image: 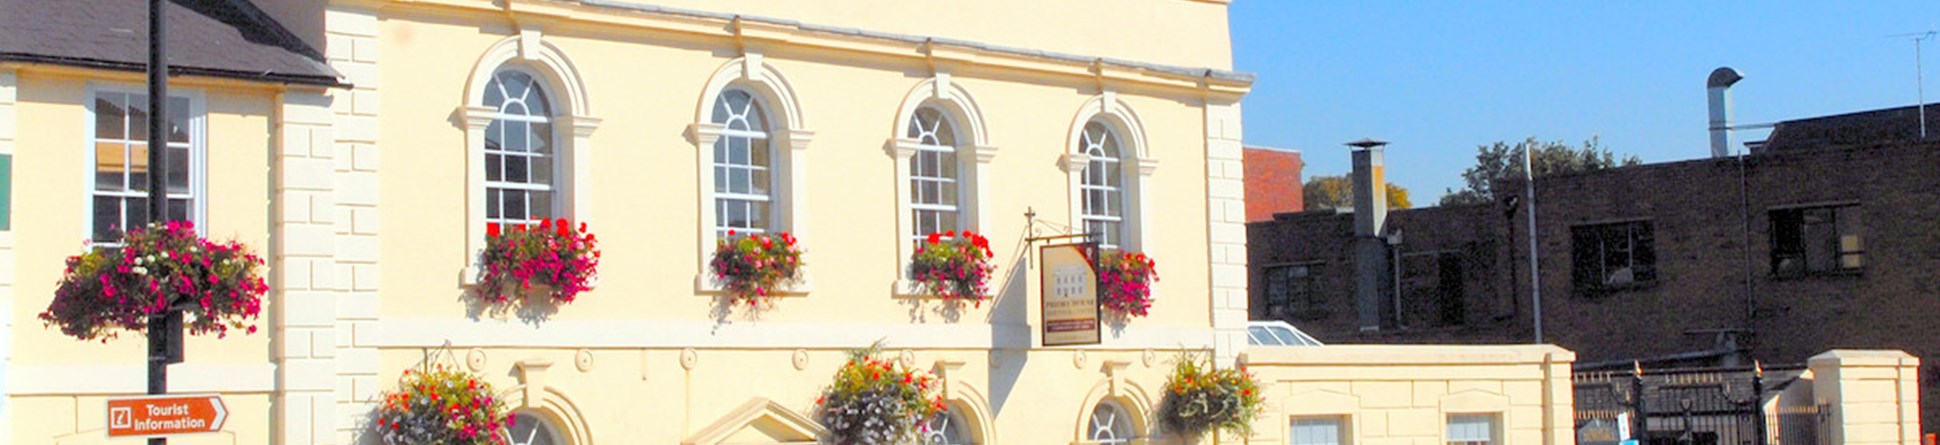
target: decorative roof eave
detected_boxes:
[0,54,348,89]
[382,0,1253,98]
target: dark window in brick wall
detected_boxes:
[1264,263,1325,320]
[1770,205,1864,277]
[1570,221,1656,295]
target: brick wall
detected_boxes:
[1247,205,1523,344]
[1249,141,1940,430]
[1243,147,1303,221]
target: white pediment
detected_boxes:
[683,397,825,445]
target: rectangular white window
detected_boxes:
[1446,414,1497,445]
[90,91,195,243]
[1290,416,1345,445]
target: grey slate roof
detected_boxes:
[0,0,342,87]
[1761,103,1940,153]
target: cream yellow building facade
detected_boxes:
[6,0,1258,443]
[329,1,1253,443]
[2,1,1621,445]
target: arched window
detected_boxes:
[923,408,975,444]
[908,107,961,239]
[482,69,558,227]
[1078,121,1125,249]
[461,34,598,284]
[711,89,772,236]
[1086,400,1137,444]
[507,411,566,445]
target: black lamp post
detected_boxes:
[1501,195,1520,319]
[145,2,182,445]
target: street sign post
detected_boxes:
[106,394,227,438]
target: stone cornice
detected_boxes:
[364,0,1252,100]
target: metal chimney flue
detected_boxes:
[1708,67,1744,157]
[1347,138,1391,331]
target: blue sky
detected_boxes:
[1231,2,1940,202]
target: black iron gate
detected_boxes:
[1573,364,1828,445]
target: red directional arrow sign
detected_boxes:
[106,394,227,437]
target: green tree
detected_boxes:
[1304,175,1412,211]
[1438,136,1641,206]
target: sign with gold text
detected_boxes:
[1040,243,1101,346]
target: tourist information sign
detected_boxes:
[106,394,227,437]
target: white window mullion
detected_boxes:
[89,90,199,243]
[481,69,561,226]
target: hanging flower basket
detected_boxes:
[476,218,600,308]
[816,343,946,444]
[39,221,267,341]
[909,231,994,306]
[374,364,511,445]
[1099,250,1159,317]
[1158,351,1264,439]
[709,230,802,305]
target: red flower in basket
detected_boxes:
[1099,250,1159,317]
[711,231,804,305]
[476,219,600,308]
[909,231,994,305]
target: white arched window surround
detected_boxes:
[459,33,600,283]
[1060,94,1157,252]
[501,359,595,445]
[1072,367,1155,444]
[1086,399,1139,445]
[889,75,996,296]
[687,55,814,294]
[507,410,567,445]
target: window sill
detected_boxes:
[1573,280,1658,298]
[693,273,813,297]
[890,279,924,299]
[1769,269,1865,281]
[461,265,601,290]
[889,280,996,305]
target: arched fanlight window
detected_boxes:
[1077,121,1125,249]
[1086,400,1136,444]
[482,69,558,227]
[506,411,565,445]
[711,89,773,237]
[922,408,975,444]
[907,106,961,240]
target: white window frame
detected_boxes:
[907,107,962,241]
[1085,399,1139,445]
[1060,94,1156,254]
[83,85,207,242]
[508,410,568,445]
[1289,416,1349,445]
[710,89,775,237]
[923,407,977,445]
[689,55,814,295]
[460,33,599,283]
[1077,122,1126,250]
[888,75,995,297]
[1445,413,1499,445]
[480,67,562,229]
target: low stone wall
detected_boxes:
[1240,344,1576,445]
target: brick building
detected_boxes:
[1243,145,1304,221]
[1249,104,1940,429]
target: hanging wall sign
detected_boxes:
[1040,243,1101,346]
